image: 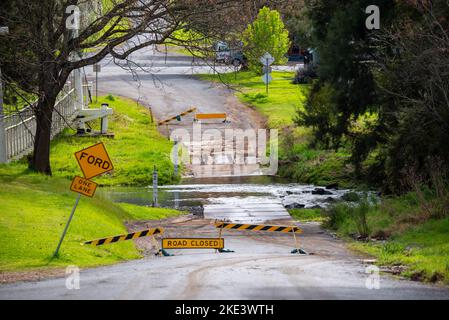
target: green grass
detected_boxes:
[199,71,309,128]
[351,218,449,284]
[0,165,185,272]
[288,208,325,222]
[0,165,136,272]
[117,203,187,221]
[324,193,449,284]
[50,95,178,186]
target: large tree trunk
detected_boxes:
[29,93,57,175]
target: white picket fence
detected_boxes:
[3,85,78,161]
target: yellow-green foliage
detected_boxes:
[243,7,291,72]
[289,208,325,222]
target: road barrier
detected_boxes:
[214,222,302,233]
[83,227,164,246]
[214,221,306,255]
[194,113,227,122]
[158,107,197,126]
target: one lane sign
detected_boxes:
[70,176,98,197]
[74,142,114,179]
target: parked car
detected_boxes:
[214,41,245,66]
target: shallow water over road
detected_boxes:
[103,176,351,223]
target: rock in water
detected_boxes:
[326,183,339,190]
[284,203,306,209]
[312,188,333,195]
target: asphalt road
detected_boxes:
[1,217,448,300]
[93,47,264,130]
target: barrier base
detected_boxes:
[291,248,308,255]
[218,248,235,253]
[156,249,174,257]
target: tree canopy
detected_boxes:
[242,6,290,73]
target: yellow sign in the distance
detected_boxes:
[74,142,114,179]
[70,176,98,198]
[195,113,227,120]
[162,238,224,249]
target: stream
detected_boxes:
[103,176,354,223]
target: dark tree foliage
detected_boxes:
[296,0,449,193]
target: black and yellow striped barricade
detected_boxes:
[158,107,197,126]
[82,227,164,247]
[214,222,307,255]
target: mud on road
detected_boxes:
[127,214,347,260]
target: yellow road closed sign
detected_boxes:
[74,142,114,179]
[70,176,98,197]
[162,238,224,249]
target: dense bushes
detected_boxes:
[295,0,449,193]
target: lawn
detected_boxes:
[199,71,309,128]
[350,217,449,284]
[0,165,185,272]
[117,203,185,221]
[321,193,449,284]
[288,208,325,222]
[50,95,178,186]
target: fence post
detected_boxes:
[152,166,158,207]
[0,27,8,163]
[0,67,7,163]
[173,136,179,177]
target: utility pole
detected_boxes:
[173,136,179,177]
[152,166,158,207]
[0,26,9,163]
[260,52,273,96]
[265,58,269,94]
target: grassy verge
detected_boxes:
[321,193,449,284]
[0,165,185,272]
[50,95,178,186]
[117,203,185,221]
[199,71,354,187]
[288,208,325,222]
[199,71,306,128]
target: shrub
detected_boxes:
[242,7,290,74]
